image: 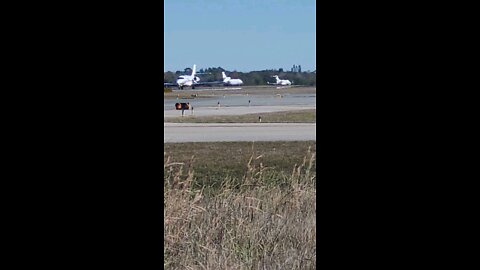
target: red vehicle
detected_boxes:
[175,103,190,110]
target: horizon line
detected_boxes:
[163,68,316,73]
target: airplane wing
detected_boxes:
[193,81,224,86]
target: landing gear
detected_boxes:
[192,85,195,89]
[179,86,184,90]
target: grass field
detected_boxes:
[164,141,316,188]
[164,94,214,100]
[164,109,316,123]
[163,86,317,99]
[164,141,316,269]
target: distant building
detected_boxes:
[291,64,302,73]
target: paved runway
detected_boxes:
[164,123,316,143]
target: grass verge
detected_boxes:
[164,141,316,188]
[164,141,316,269]
[164,109,316,123]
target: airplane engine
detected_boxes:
[194,76,200,82]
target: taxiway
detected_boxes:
[164,123,316,143]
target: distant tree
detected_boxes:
[164,67,316,87]
[163,71,175,83]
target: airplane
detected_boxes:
[222,71,243,86]
[164,65,214,89]
[267,75,292,86]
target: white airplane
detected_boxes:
[222,71,243,86]
[164,65,212,89]
[267,75,292,86]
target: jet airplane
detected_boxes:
[222,72,243,86]
[267,75,292,86]
[164,65,213,89]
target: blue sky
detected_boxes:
[164,0,316,72]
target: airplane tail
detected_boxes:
[222,71,227,79]
[274,76,281,83]
[192,64,196,76]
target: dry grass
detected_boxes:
[164,141,316,188]
[163,86,317,99]
[164,144,316,269]
[164,109,316,123]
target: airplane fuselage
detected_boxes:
[176,75,200,87]
[224,78,243,86]
[272,75,292,86]
[278,80,292,85]
[222,72,244,86]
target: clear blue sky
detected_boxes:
[164,0,316,72]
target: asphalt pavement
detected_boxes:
[164,123,316,143]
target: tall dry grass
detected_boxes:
[164,149,316,269]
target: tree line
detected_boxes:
[163,67,316,86]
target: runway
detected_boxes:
[164,123,316,143]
